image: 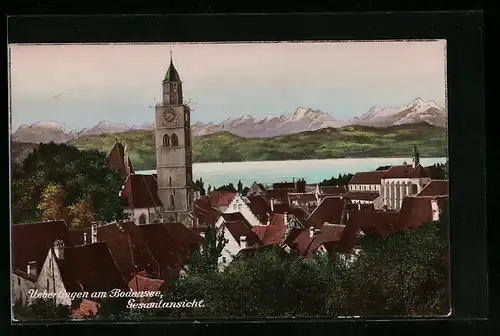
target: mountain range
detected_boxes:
[11,98,447,144]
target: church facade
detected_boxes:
[154,54,195,227]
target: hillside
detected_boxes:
[56,123,446,170]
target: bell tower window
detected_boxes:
[163,134,170,147]
[171,133,179,147]
[169,194,175,209]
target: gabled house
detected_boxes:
[305,196,347,229]
[246,195,272,225]
[207,191,237,212]
[121,174,163,225]
[217,213,261,268]
[193,197,222,227]
[34,240,129,307]
[286,223,345,259]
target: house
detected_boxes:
[344,191,384,209]
[138,222,204,283]
[207,191,237,212]
[217,213,261,268]
[285,224,345,259]
[33,240,129,307]
[272,203,309,227]
[315,185,348,198]
[306,196,347,229]
[416,180,449,197]
[288,193,318,213]
[246,195,272,225]
[107,140,135,179]
[247,182,266,197]
[193,197,222,227]
[224,194,269,227]
[11,220,72,305]
[121,174,163,225]
[265,189,290,206]
[69,222,159,282]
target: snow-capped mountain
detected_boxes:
[191,107,345,138]
[11,122,77,144]
[352,98,447,127]
[11,98,447,144]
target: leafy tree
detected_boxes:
[207,184,212,193]
[187,226,228,276]
[237,180,243,193]
[12,298,71,320]
[11,142,126,224]
[214,183,237,193]
[67,197,95,228]
[195,178,206,196]
[319,173,354,186]
[36,183,67,221]
[242,187,250,196]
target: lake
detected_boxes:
[136,157,447,189]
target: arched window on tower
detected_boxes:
[169,177,172,186]
[169,194,175,209]
[138,214,147,225]
[171,133,179,147]
[163,134,170,147]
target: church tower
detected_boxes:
[155,52,194,226]
[412,144,420,168]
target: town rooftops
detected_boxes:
[318,185,347,196]
[260,213,287,245]
[223,219,261,247]
[194,197,221,226]
[349,164,429,185]
[12,220,71,273]
[306,196,346,229]
[349,170,387,185]
[287,223,345,259]
[208,191,237,208]
[121,174,163,209]
[56,242,128,293]
[416,180,449,197]
[288,193,318,204]
[344,192,381,201]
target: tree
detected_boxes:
[237,180,243,193]
[36,183,67,221]
[242,187,250,196]
[207,184,212,193]
[187,225,228,276]
[67,197,95,228]
[11,142,126,224]
[214,183,237,193]
[195,178,206,196]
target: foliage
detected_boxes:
[242,187,250,196]
[12,298,71,320]
[237,180,243,193]
[36,183,67,221]
[187,225,228,276]
[67,197,95,228]
[60,123,448,169]
[214,183,237,193]
[11,142,126,225]
[195,177,206,196]
[319,173,354,186]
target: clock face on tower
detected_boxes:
[164,107,175,122]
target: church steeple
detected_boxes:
[162,51,183,105]
[412,144,420,168]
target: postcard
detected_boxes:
[9,41,450,322]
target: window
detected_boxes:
[138,214,147,225]
[171,133,179,147]
[163,134,170,147]
[411,184,418,194]
[169,177,172,186]
[169,194,175,209]
[222,257,227,264]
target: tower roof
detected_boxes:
[164,52,181,82]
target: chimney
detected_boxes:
[54,240,65,260]
[83,232,88,244]
[309,226,315,238]
[239,236,247,249]
[91,224,98,243]
[27,261,37,277]
[270,199,274,212]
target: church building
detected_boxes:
[154,53,195,227]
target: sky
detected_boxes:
[9,41,447,132]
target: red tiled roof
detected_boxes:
[247,196,272,223]
[12,220,71,274]
[193,199,221,227]
[417,180,449,197]
[283,227,303,247]
[71,299,100,319]
[129,274,164,292]
[349,171,386,185]
[344,192,381,201]
[288,193,318,203]
[223,219,261,247]
[261,214,286,245]
[266,189,290,203]
[251,226,268,240]
[69,222,159,282]
[399,196,434,230]
[107,141,134,179]
[382,164,430,179]
[121,174,163,209]
[319,185,347,196]
[138,223,203,270]
[272,203,308,225]
[305,224,345,257]
[306,196,346,229]
[287,229,315,257]
[57,242,129,293]
[208,191,236,207]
